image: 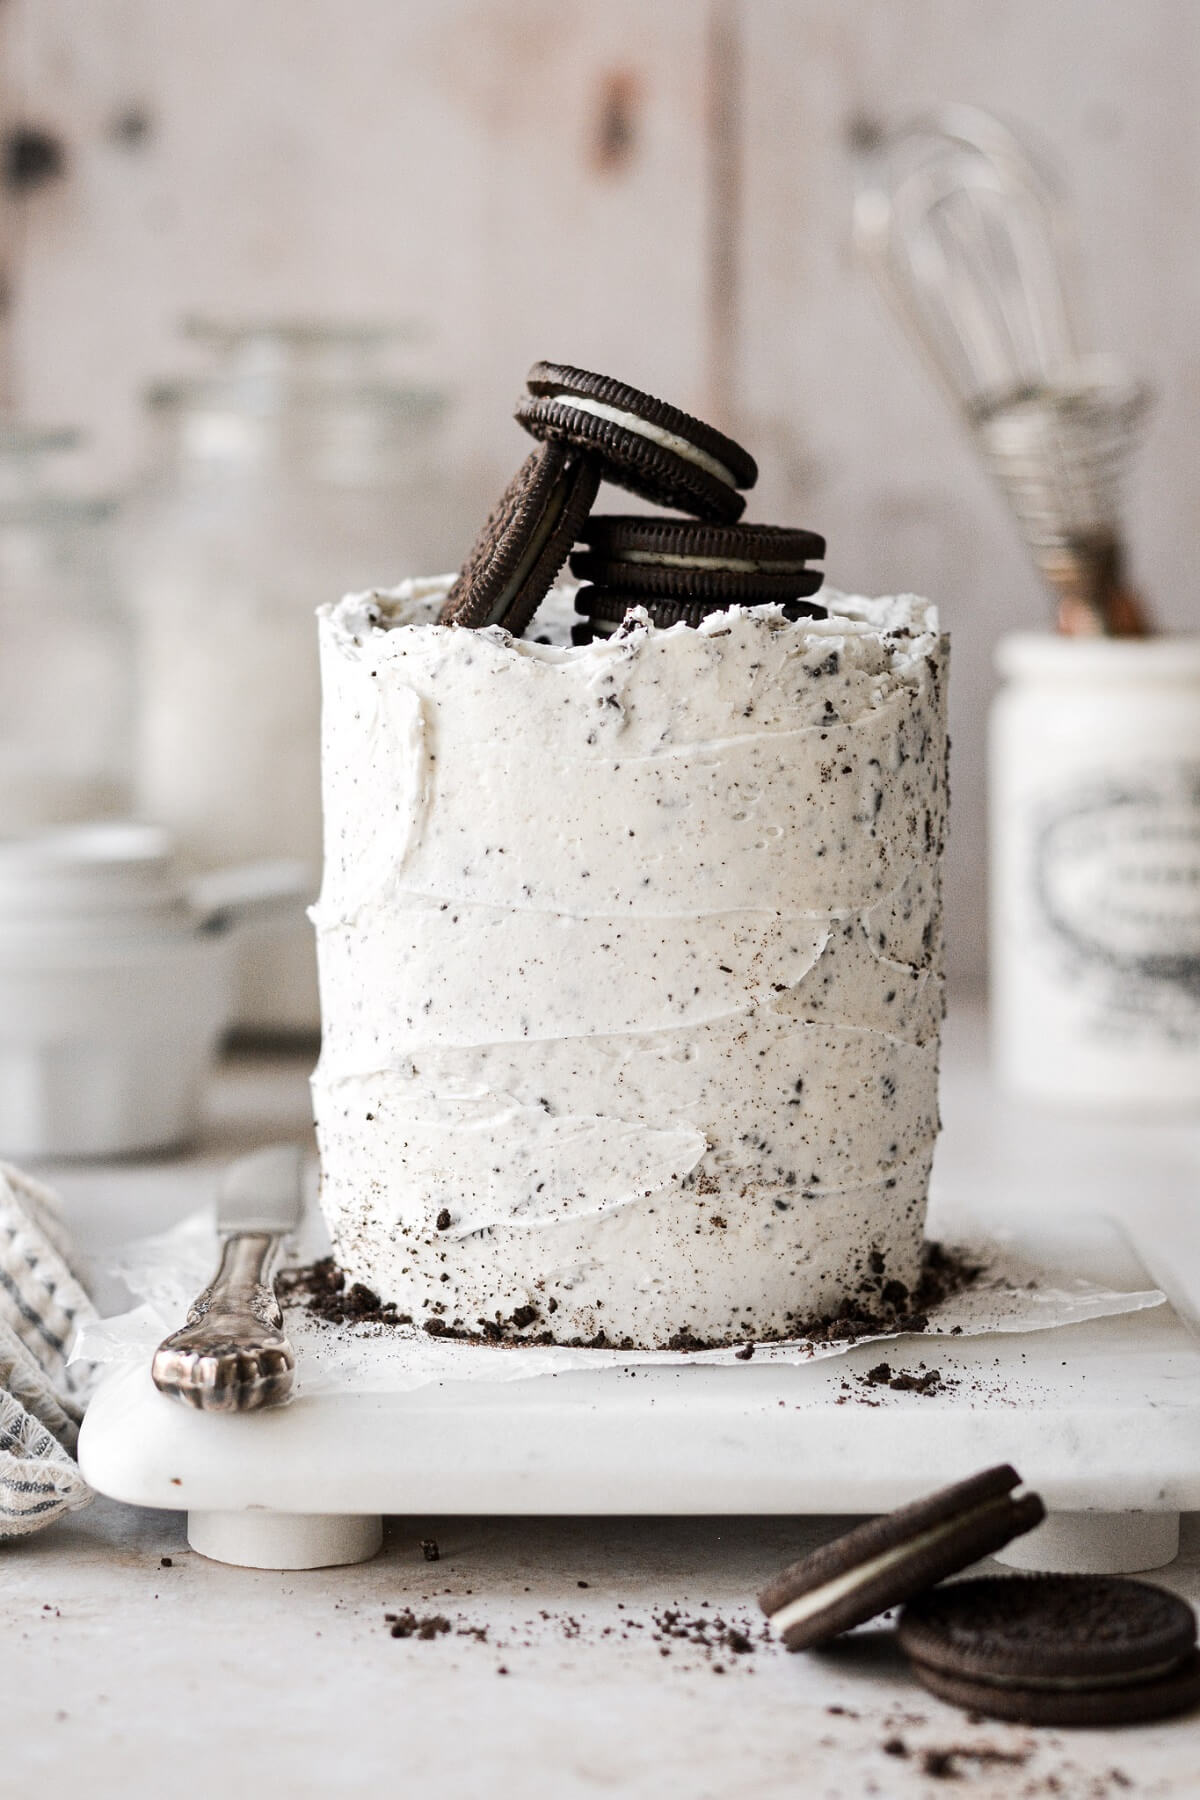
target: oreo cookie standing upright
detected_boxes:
[517,362,757,523]
[439,439,600,636]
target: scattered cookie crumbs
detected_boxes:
[159,1556,173,1568]
[377,1601,763,1674]
[652,1608,757,1663]
[281,1241,983,1351]
[872,1730,1141,1799]
[385,1610,452,1640]
[792,1241,983,1348]
[840,1360,959,1401]
[278,1258,411,1328]
[919,1743,1030,1780]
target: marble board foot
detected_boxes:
[994,1510,1180,1575]
[187,1509,384,1570]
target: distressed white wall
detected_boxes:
[2,0,1197,980]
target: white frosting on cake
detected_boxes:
[311,579,948,1347]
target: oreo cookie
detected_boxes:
[576,585,825,637]
[899,1574,1200,1726]
[571,516,825,604]
[516,362,756,523]
[440,440,600,635]
[758,1465,1044,1653]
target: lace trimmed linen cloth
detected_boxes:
[0,1162,96,1537]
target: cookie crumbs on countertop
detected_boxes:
[376,1599,765,1675]
[920,1743,1030,1780]
[385,1610,452,1640]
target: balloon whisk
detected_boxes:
[854,104,1152,635]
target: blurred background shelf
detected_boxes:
[1,1,1198,988]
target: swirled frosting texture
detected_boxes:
[312,580,948,1347]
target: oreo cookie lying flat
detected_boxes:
[899,1574,1200,1726]
[571,516,825,603]
[576,585,826,637]
[758,1465,1044,1653]
[516,362,756,523]
[439,440,600,635]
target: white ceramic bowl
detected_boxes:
[0,823,306,1157]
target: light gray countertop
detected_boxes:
[6,999,1200,1800]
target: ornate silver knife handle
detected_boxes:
[152,1230,295,1412]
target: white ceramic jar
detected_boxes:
[990,634,1200,1109]
[0,823,305,1158]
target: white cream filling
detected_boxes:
[620,549,811,575]
[550,392,739,489]
[768,1498,1019,1638]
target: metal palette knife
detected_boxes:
[152,1143,305,1412]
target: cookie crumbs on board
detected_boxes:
[281,1239,984,1353]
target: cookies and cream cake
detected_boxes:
[310,579,948,1348]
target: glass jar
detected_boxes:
[0,428,126,832]
[126,322,450,1035]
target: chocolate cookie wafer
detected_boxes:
[899,1574,1200,1726]
[576,586,826,637]
[440,440,600,635]
[517,362,756,523]
[571,516,825,603]
[758,1465,1044,1653]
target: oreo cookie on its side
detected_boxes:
[516,362,756,523]
[439,440,600,636]
[898,1574,1200,1727]
[571,515,825,603]
[758,1465,1045,1653]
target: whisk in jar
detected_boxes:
[854,104,1152,636]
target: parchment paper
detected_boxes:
[74,1203,1164,1395]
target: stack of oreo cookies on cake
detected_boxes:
[439,361,825,639]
